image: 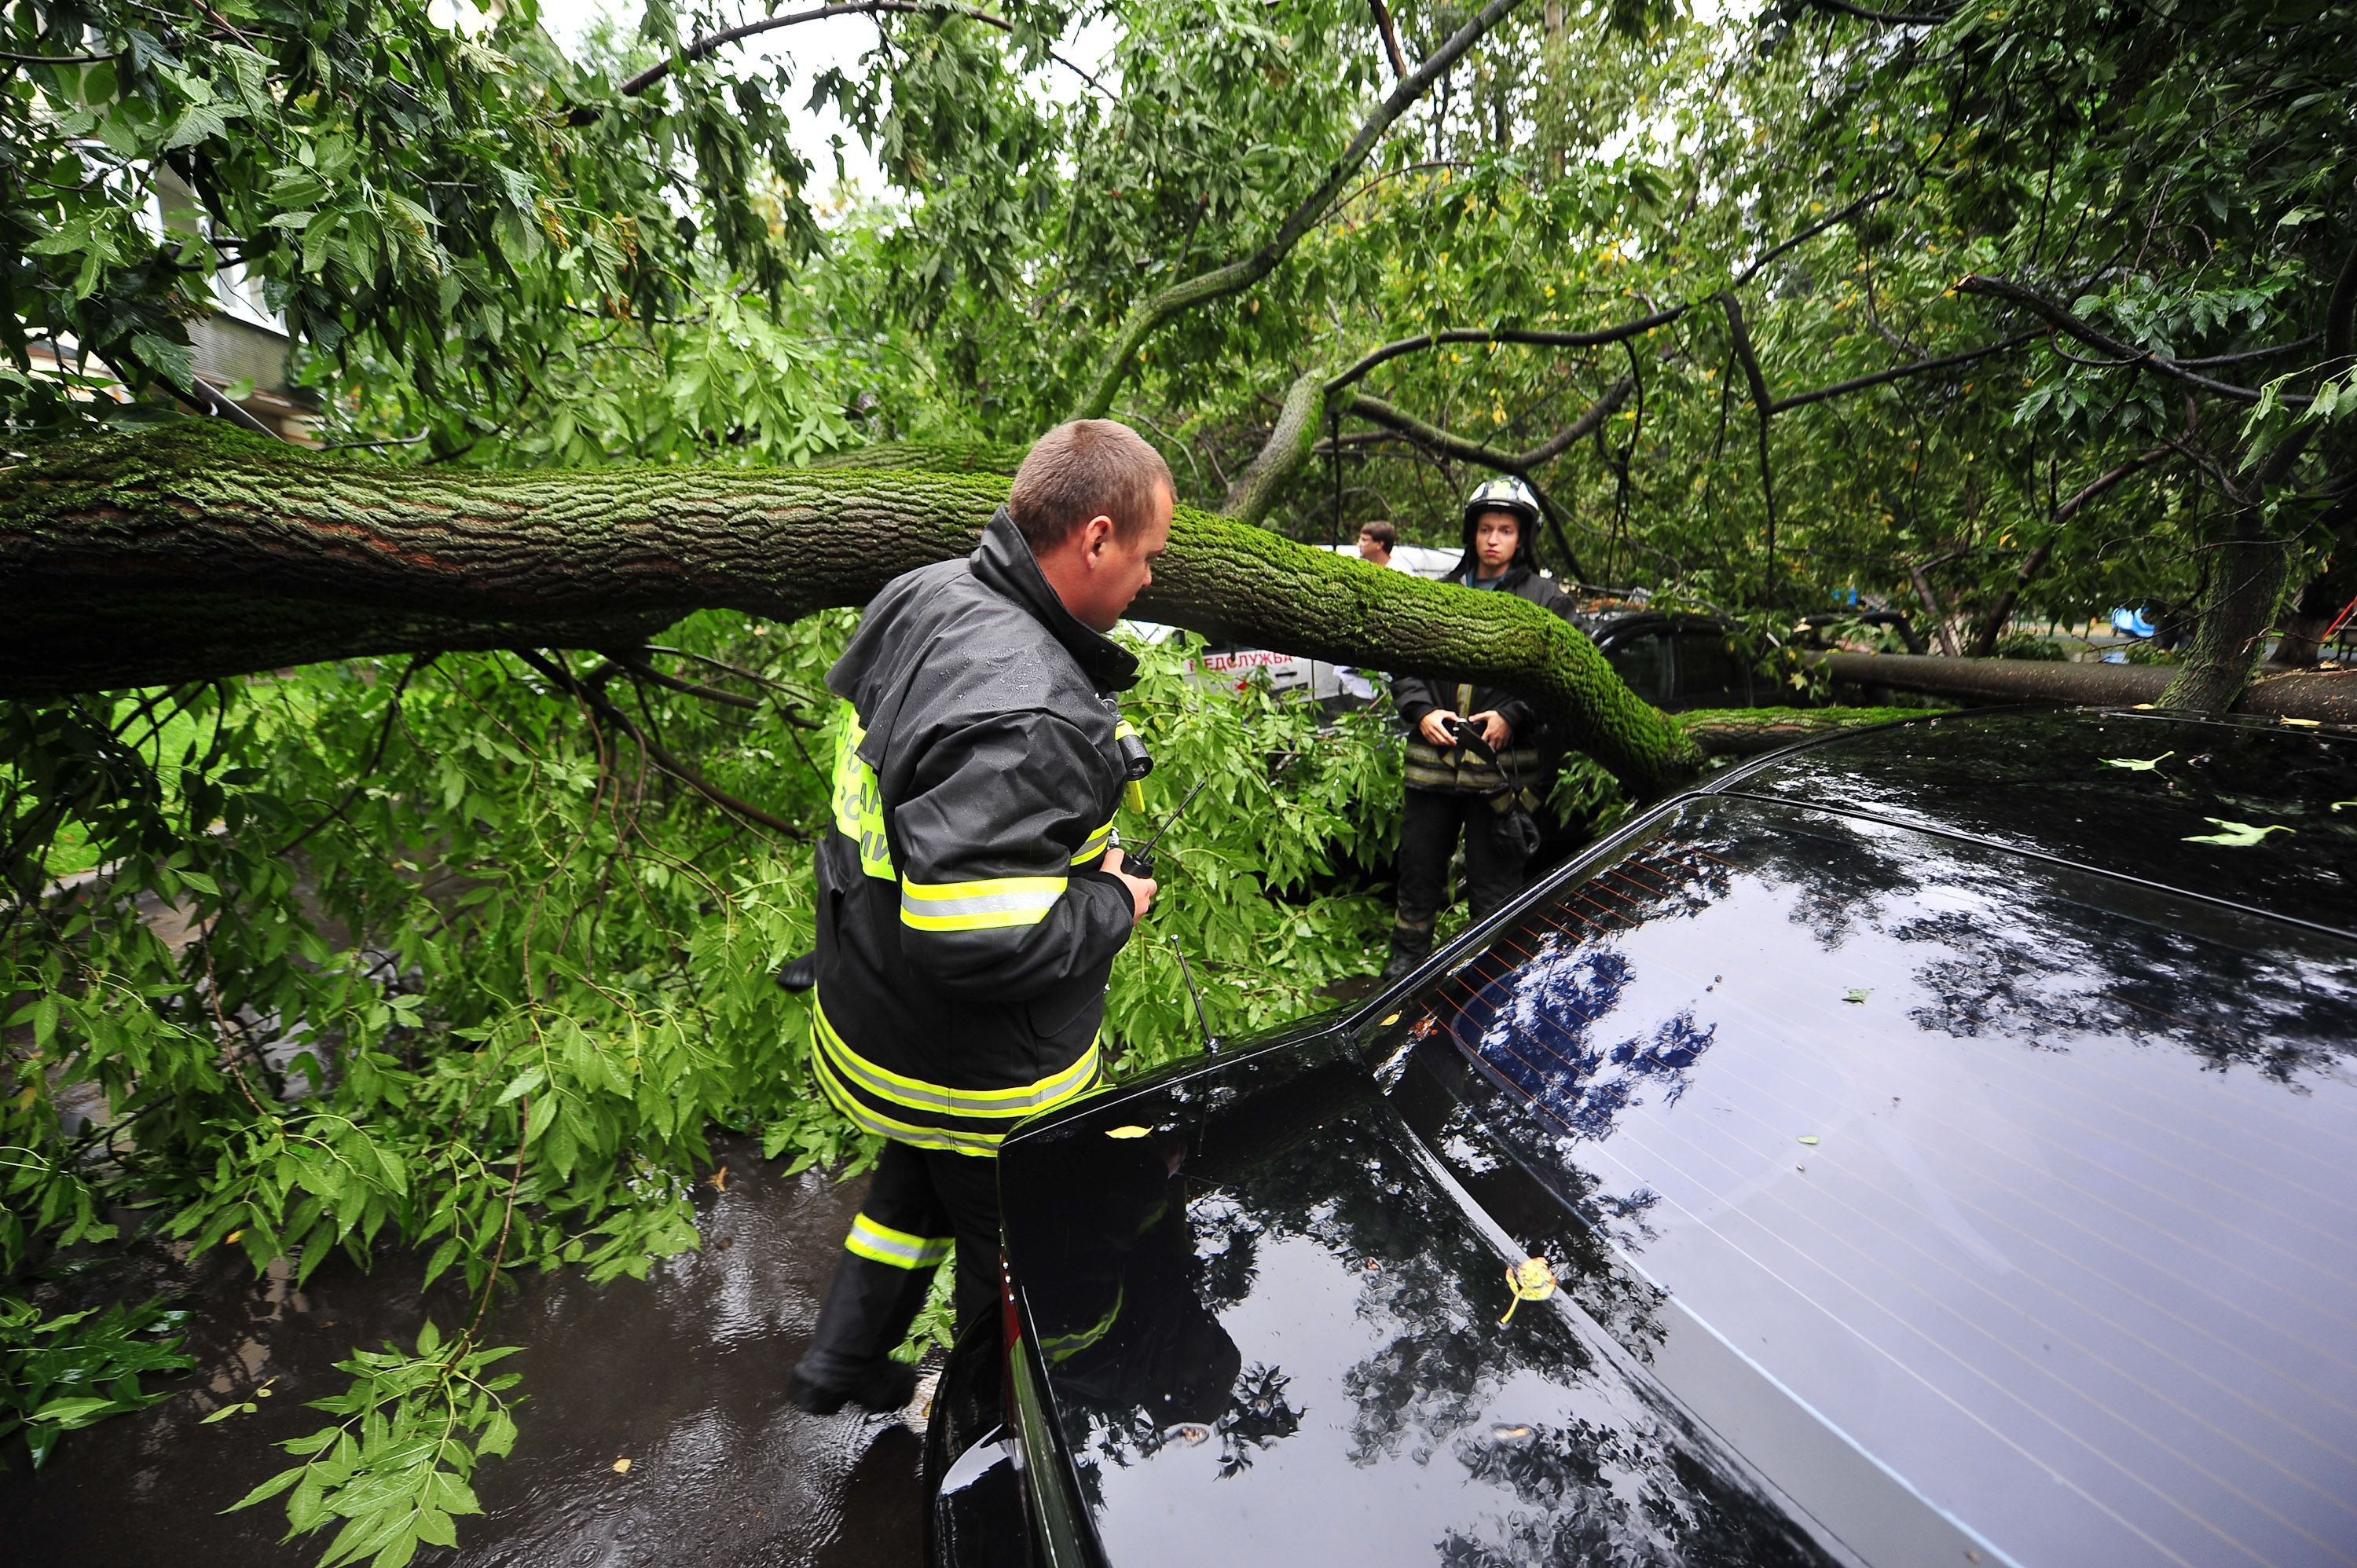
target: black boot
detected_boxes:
[786,1247,934,1415]
[1380,924,1434,983]
[785,1357,917,1416]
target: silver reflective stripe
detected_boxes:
[846,1215,953,1269]
[898,880,1065,930]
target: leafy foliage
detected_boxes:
[1,605,1401,1552]
[0,1291,194,1469]
[7,0,2356,1557]
[223,1319,518,1568]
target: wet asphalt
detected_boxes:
[1,1134,926,1567]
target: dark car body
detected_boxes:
[928,708,2357,1568]
[1564,594,1760,713]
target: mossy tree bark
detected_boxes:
[0,425,1704,793]
[1221,370,1329,527]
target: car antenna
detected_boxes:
[1123,779,1205,881]
[1168,935,1219,1056]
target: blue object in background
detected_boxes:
[2110,605,2157,639]
[1833,587,1860,607]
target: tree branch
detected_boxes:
[579,0,1103,125]
[1068,0,1527,420]
[1324,310,1686,394]
[1367,0,1409,77]
[1729,189,1893,288]
[1967,446,2170,656]
[1222,370,1329,526]
[1770,329,2041,412]
[2,425,1699,792]
[1346,375,1634,473]
[601,651,761,710]
[1718,292,1780,596]
[514,650,809,839]
[0,47,118,64]
[1956,275,2307,404]
[1793,0,1956,26]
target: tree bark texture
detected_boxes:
[1816,651,2357,723]
[1673,705,1930,758]
[2158,528,2294,712]
[806,438,1025,474]
[1221,369,1328,526]
[0,425,1703,792]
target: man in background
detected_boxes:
[1384,477,1571,980]
[787,420,1168,1415]
[1356,518,1399,568]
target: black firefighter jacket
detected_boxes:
[1393,561,1573,808]
[810,507,1140,1158]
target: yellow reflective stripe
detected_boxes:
[1040,1281,1124,1364]
[1113,719,1138,741]
[813,995,1102,1116]
[830,705,896,881]
[813,1049,1006,1156]
[1071,818,1116,864]
[845,1214,953,1270]
[899,874,1066,932]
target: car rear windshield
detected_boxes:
[1386,796,2357,1568]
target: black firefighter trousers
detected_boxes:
[1390,787,1533,967]
[794,1138,999,1393]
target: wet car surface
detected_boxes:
[5,1134,924,1567]
[946,709,2357,1568]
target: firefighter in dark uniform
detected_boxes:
[1384,476,1573,980]
[786,420,1171,1416]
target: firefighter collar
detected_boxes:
[970,507,1142,694]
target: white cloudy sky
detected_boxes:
[511,1,1119,201]
[536,0,894,194]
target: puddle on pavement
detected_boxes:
[1,1134,925,1567]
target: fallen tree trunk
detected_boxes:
[0,425,1703,791]
[1813,651,2357,724]
[1673,705,1931,759]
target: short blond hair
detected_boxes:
[1007,419,1173,551]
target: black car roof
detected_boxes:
[1704,707,2357,938]
[997,706,2357,1568]
[1378,746,2357,1567]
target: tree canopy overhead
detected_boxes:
[5,0,2352,700]
[4,1,2355,1557]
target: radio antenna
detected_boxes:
[1125,779,1205,880]
[1168,936,1219,1056]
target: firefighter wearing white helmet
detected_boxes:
[1383,475,1574,980]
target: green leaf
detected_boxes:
[2099,752,2173,771]
[163,99,242,151]
[199,1399,259,1424]
[477,1406,518,1460]
[224,1462,305,1508]
[31,1395,120,1426]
